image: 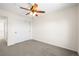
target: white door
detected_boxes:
[8,19,31,46]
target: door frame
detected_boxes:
[0,16,8,45]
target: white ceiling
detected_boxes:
[0,3,77,16]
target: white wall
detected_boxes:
[32,5,78,51]
[77,4,79,54]
[0,9,31,46]
[0,19,4,39]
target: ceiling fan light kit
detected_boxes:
[20,3,45,16]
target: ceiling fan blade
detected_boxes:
[36,11,45,13]
[20,7,31,11]
[25,12,30,15]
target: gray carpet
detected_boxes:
[0,39,78,56]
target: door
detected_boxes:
[8,19,31,46]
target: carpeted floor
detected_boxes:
[0,39,78,56]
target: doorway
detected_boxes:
[0,16,8,46]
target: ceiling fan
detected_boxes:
[20,3,45,16]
